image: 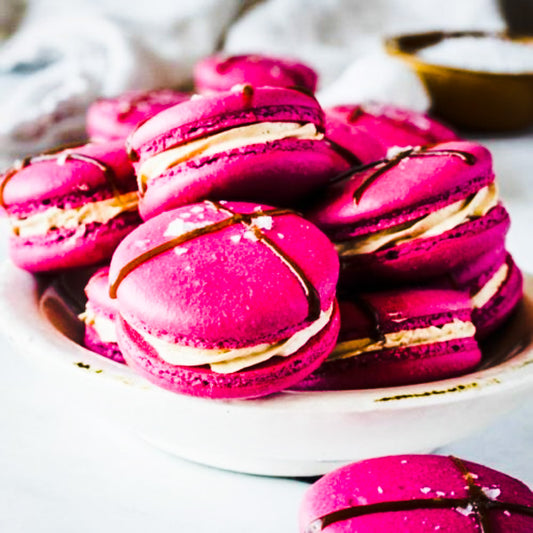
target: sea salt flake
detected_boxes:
[230,234,242,244]
[277,233,284,239]
[469,473,479,479]
[179,212,192,219]
[164,218,206,237]
[420,487,431,494]
[481,487,501,500]
[436,491,446,497]
[253,216,273,230]
[401,460,408,464]
[386,145,413,159]
[455,504,474,517]
[503,510,511,517]
[174,247,188,256]
[135,239,151,247]
[253,205,263,212]
[219,200,228,205]
[243,230,259,242]
[190,206,204,214]
[377,486,383,494]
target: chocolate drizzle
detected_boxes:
[323,138,362,167]
[109,201,322,322]
[329,145,477,204]
[352,295,385,343]
[304,456,533,532]
[0,147,124,208]
[242,84,255,107]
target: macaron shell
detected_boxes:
[83,266,115,317]
[473,255,523,339]
[84,325,125,364]
[128,86,325,161]
[10,212,140,272]
[116,300,340,399]
[308,141,493,236]
[194,54,318,94]
[138,137,349,219]
[327,103,459,148]
[1,141,136,209]
[110,202,339,349]
[339,205,510,287]
[87,90,190,142]
[300,455,533,532]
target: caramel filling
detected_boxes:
[128,303,333,374]
[328,318,475,361]
[12,192,138,237]
[336,184,498,256]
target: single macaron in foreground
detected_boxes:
[293,287,481,390]
[127,85,352,219]
[79,266,124,363]
[326,102,458,150]
[1,142,141,272]
[194,53,318,94]
[86,89,190,142]
[109,201,340,399]
[300,454,533,532]
[308,141,509,287]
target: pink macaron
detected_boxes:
[193,53,318,94]
[307,141,510,287]
[108,200,340,399]
[1,141,141,272]
[445,250,523,339]
[79,266,124,363]
[300,454,533,532]
[293,287,481,390]
[326,103,459,150]
[86,89,190,142]
[127,85,352,220]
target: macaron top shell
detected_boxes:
[194,54,318,94]
[127,85,325,163]
[109,201,339,349]
[327,103,458,148]
[308,141,493,238]
[338,288,473,341]
[84,266,116,318]
[87,89,190,141]
[1,141,136,213]
[300,455,533,532]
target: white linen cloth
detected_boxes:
[0,0,505,164]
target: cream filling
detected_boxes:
[138,121,323,188]
[130,304,334,374]
[337,183,498,256]
[12,192,138,238]
[328,318,475,362]
[471,262,509,309]
[79,308,118,343]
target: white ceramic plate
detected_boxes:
[0,259,532,477]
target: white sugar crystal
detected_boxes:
[418,36,533,73]
[243,230,259,242]
[386,145,413,159]
[481,487,501,500]
[401,460,408,464]
[253,205,263,212]
[253,215,273,230]
[377,486,383,494]
[230,234,242,244]
[420,487,431,494]
[435,526,441,531]
[219,200,228,205]
[436,491,446,497]
[174,247,188,256]
[277,233,284,239]
[455,503,474,517]
[164,218,205,237]
[504,510,511,517]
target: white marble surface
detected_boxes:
[0,132,532,532]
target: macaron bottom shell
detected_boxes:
[116,301,340,399]
[291,336,482,391]
[339,205,510,287]
[84,326,125,364]
[9,212,141,272]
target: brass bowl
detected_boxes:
[385,31,533,132]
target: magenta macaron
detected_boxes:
[193,53,318,94]
[127,85,351,219]
[86,89,190,142]
[326,102,458,150]
[445,250,523,339]
[1,141,141,272]
[308,141,510,287]
[300,454,533,532]
[293,287,481,390]
[79,266,124,363]
[108,200,340,399]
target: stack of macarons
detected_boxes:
[0,51,523,398]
